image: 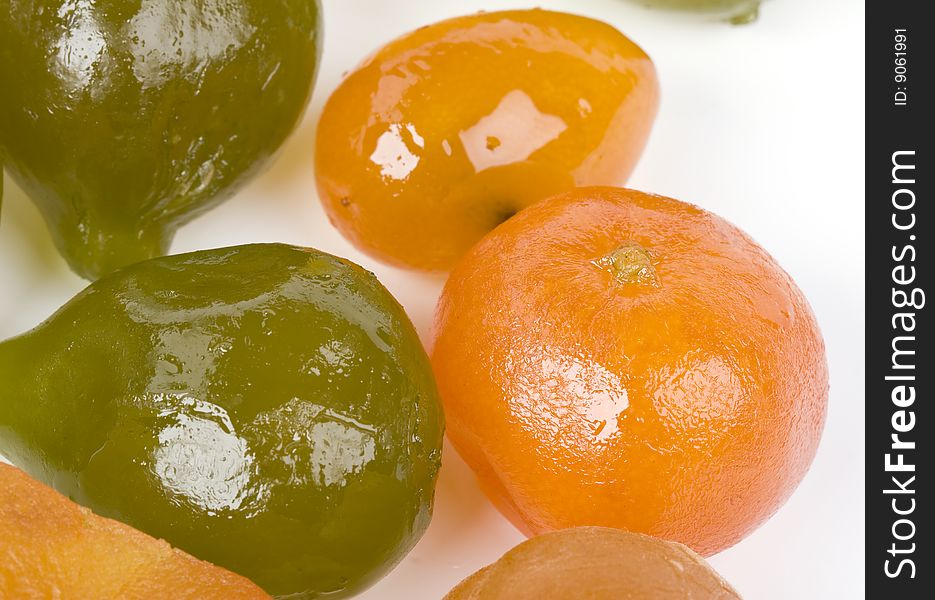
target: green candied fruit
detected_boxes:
[0,244,445,599]
[0,1,322,279]
[634,0,762,24]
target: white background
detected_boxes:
[0,0,864,597]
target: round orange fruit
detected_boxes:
[315,10,658,271]
[444,527,740,600]
[430,187,828,556]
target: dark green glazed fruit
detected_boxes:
[0,244,444,599]
[0,1,322,279]
[634,0,761,24]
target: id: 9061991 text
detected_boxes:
[894,29,908,106]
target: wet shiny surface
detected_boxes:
[431,187,828,556]
[315,9,659,271]
[0,1,322,279]
[0,244,444,599]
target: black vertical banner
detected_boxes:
[866,1,931,598]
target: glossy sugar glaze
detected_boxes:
[316,9,659,271]
[0,1,322,279]
[431,188,828,556]
[0,244,444,599]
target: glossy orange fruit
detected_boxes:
[444,527,741,599]
[315,10,658,271]
[431,187,828,556]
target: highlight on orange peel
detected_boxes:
[431,187,828,556]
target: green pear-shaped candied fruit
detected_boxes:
[0,244,444,599]
[0,1,322,279]
[634,0,762,24]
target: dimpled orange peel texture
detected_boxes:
[315,10,659,271]
[431,187,828,556]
